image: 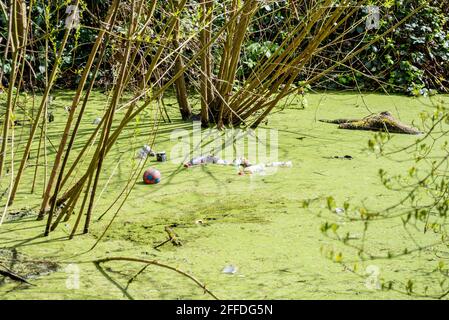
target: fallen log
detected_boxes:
[319,111,422,135]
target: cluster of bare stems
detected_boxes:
[0,0,425,240]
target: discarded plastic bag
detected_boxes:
[241,164,266,175]
[184,155,230,167]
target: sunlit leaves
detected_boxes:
[327,196,337,211]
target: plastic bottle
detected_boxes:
[243,164,266,174]
[266,161,292,168]
[136,145,154,159]
[233,158,252,167]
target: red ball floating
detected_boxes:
[143,168,161,184]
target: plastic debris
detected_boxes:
[156,151,167,162]
[332,155,353,160]
[335,208,345,215]
[92,117,102,125]
[184,155,293,176]
[47,112,55,123]
[266,161,293,168]
[222,265,238,274]
[215,159,230,165]
[233,157,252,167]
[136,145,155,159]
[239,161,293,175]
[242,164,266,175]
[184,155,229,167]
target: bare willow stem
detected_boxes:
[41,0,120,220]
[9,0,80,205]
[82,0,138,235]
[95,257,219,300]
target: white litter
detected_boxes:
[233,157,252,167]
[136,144,155,159]
[184,155,293,176]
[184,155,230,167]
[92,117,102,125]
[266,161,293,168]
[215,159,230,165]
[222,265,238,274]
[243,164,266,175]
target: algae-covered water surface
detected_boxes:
[1,91,448,299]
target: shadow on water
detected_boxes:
[94,262,134,300]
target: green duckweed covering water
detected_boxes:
[1,91,448,299]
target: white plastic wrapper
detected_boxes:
[189,155,212,165]
[233,158,252,167]
[215,159,230,165]
[266,161,292,168]
[243,164,266,174]
[136,144,155,159]
[222,265,238,274]
[185,155,227,167]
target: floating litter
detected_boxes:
[215,159,230,165]
[137,145,155,159]
[335,208,345,215]
[233,158,252,167]
[92,117,101,125]
[156,151,167,162]
[222,265,238,274]
[142,167,161,184]
[266,161,293,168]
[242,164,266,175]
[184,155,218,167]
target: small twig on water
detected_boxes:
[154,226,183,250]
[0,263,34,286]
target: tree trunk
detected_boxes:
[172,3,191,120]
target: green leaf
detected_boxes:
[327,196,336,211]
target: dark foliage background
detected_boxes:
[0,0,448,95]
